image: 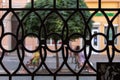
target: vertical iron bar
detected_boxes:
[31,0,34,8]
[77,0,79,9]
[9,76,12,80]
[98,0,101,9]
[0,0,119,79]
[9,0,12,8]
[54,76,56,80]
[76,76,79,80]
[53,0,56,9]
[32,76,34,80]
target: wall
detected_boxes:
[0,0,120,55]
[85,0,120,54]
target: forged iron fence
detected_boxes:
[0,0,120,80]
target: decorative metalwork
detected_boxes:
[0,0,120,80]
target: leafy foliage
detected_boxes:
[19,0,93,41]
[19,0,93,69]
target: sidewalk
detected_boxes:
[0,53,120,80]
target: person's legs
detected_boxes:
[78,62,84,68]
[85,64,94,72]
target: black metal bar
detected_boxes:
[53,0,56,9]
[31,0,34,8]
[0,8,120,11]
[98,0,101,9]
[77,0,79,9]
[9,0,12,8]
[0,0,119,80]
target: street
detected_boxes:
[0,53,120,80]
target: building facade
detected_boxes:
[0,0,120,55]
[85,0,120,54]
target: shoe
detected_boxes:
[88,70,94,73]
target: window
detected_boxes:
[2,0,6,3]
[104,25,117,44]
[27,0,31,2]
[93,31,98,46]
[92,27,99,46]
[47,38,52,45]
[47,38,62,45]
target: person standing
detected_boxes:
[75,45,94,72]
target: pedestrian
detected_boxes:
[26,48,40,68]
[75,45,94,72]
[20,47,40,73]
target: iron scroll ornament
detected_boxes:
[0,0,120,80]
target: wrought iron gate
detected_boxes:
[0,0,120,80]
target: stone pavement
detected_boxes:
[0,53,120,80]
[0,76,96,80]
